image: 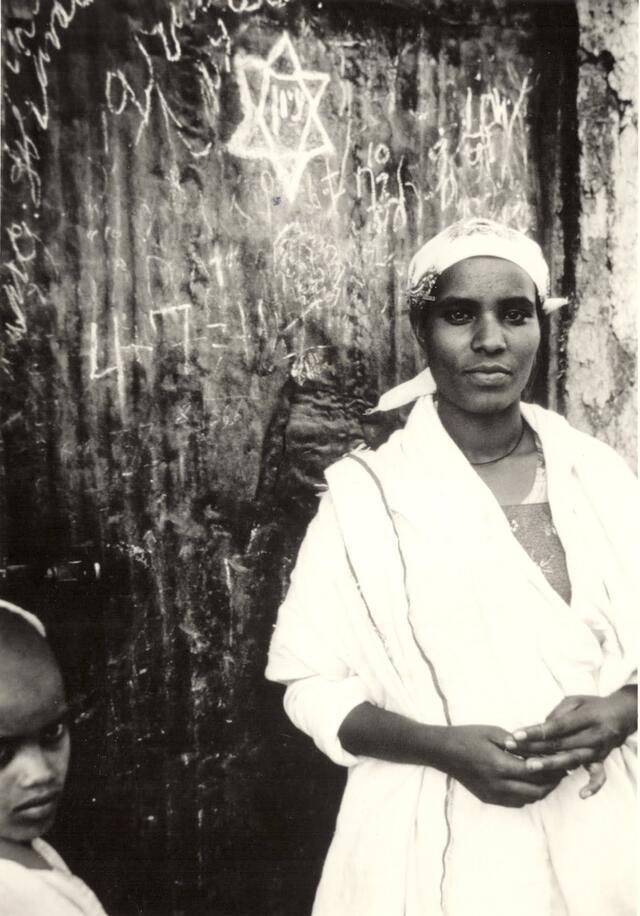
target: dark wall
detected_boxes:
[1,1,577,913]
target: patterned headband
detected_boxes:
[408,218,568,314]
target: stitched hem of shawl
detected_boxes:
[346,454,452,725]
[346,453,454,914]
[341,544,405,685]
[440,775,454,914]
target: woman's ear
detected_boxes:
[410,312,428,352]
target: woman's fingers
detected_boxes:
[510,708,594,745]
[580,762,606,799]
[497,747,566,784]
[523,747,596,773]
[498,777,562,806]
[508,731,595,756]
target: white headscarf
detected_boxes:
[408,217,567,313]
[0,598,46,636]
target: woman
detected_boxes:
[266,219,638,916]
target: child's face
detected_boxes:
[0,663,70,844]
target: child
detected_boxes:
[0,600,108,915]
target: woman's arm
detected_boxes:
[339,702,565,807]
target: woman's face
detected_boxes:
[0,662,70,844]
[416,256,541,415]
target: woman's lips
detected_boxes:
[463,366,512,386]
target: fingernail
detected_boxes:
[526,759,543,772]
[579,789,592,799]
[513,730,527,741]
[504,737,517,751]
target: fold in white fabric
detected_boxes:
[266,395,638,916]
[408,218,568,314]
[0,839,108,916]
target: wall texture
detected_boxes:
[563,0,637,464]
[0,1,635,915]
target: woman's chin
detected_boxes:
[441,387,522,416]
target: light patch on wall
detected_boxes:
[227,32,334,203]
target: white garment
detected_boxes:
[0,838,107,915]
[266,396,638,916]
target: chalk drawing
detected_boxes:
[150,303,192,368]
[272,222,344,324]
[227,33,334,203]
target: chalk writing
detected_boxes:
[104,6,215,158]
[227,33,334,203]
[90,315,125,411]
[429,72,532,226]
[4,105,42,207]
[2,220,51,347]
[150,304,192,368]
[179,0,292,15]
[5,0,95,131]
[354,142,409,235]
[3,0,96,350]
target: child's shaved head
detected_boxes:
[0,609,64,724]
[0,606,70,844]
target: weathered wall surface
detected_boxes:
[563,0,638,465]
[0,2,633,915]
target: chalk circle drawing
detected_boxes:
[226,32,334,203]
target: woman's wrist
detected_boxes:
[608,685,638,741]
[421,723,459,775]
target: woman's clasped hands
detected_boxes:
[440,689,637,809]
[503,688,637,800]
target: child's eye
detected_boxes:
[0,740,16,769]
[40,721,68,747]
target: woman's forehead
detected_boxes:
[436,256,537,299]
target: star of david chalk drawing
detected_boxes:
[227,32,334,203]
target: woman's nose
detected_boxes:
[471,315,506,353]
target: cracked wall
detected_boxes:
[565,0,638,465]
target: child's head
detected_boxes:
[0,602,70,844]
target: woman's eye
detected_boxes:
[504,309,530,325]
[443,309,472,325]
[41,721,68,747]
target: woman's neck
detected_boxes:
[436,395,523,464]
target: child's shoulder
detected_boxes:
[0,837,54,872]
[31,838,70,873]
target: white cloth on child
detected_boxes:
[0,838,107,915]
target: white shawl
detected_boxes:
[266,396,638,916]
